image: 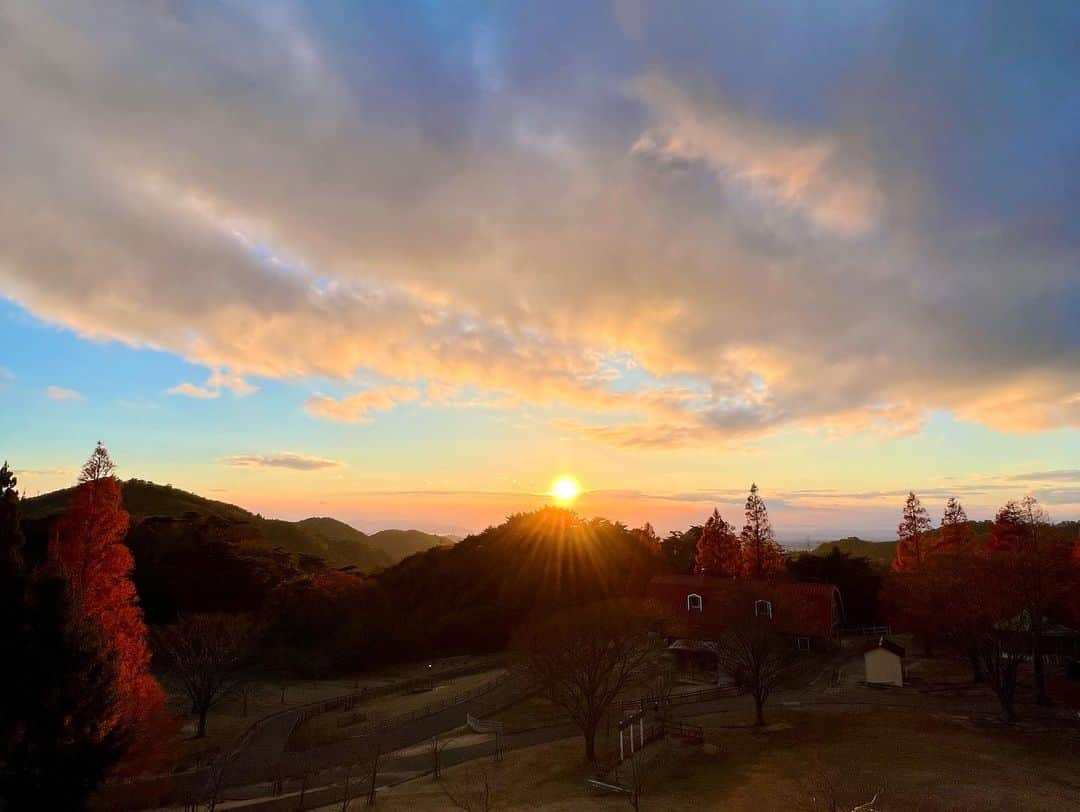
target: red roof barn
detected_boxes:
[647,575,843,640]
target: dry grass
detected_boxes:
[367,702,1080,811]
[169,679,363,769]
[167,655,500,769]
[288,669,506,752]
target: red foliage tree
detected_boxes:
[693,509,741,578]
[891,492,933,572]
[938,497,974,555]
[986,497,1071,706]
[739,484,784,578]
[51,443,173,774]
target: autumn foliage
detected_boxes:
[693,509,741,577]
[692,485,786,582]
[50,444,173,775]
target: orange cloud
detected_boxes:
[304,384,421,423]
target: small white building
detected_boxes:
[863,637,905,687]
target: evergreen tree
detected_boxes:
[939,497,974,554]
[0,463,23,577]
[892,492,933,572]
[739,484,784,578]
[693,509,741,577]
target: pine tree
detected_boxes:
[939,497,973,554]
[892,492,933,572]
[739,484,784,578]
[51,444,172,775]
[693,509,741,577]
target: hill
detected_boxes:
[363,507,664,659]
[805,537,897,567]
[803,522,1001,569]
[365,528,454,561]
[21,480,449,571]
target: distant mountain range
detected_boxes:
[21,479,452,571]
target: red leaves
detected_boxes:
[694,509,741,578]
[51,451,172,776]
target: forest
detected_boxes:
[2,444,1078,808]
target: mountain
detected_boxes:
[21,480,449,571]
[364,528,454,561]
[804,537,897,567]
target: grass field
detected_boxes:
[166,655,499,769]
[371,702,1080,810]
[288,669,507,752]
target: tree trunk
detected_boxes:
[584,726,597,762]
[754,696,765,727]
[196,707,208,739]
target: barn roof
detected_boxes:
[647,575,841,638]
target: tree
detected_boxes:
[714,606,792,726]
[518,601,655,761]
[892,492,933,573]
[740,484,784,578]
[787,549,881,627]
[50,443,171,773]
[938,497,973,555]
[694,509,741,578]
[661,526,700,575]
[988,497,1068,706]
[0,462,23,576]
[1,461,127,809]
[155,613,252,738]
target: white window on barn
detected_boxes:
[754,599,773,618]
[796,636,811,651]
[687,593,704,612]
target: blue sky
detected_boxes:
[1,1,1078,537]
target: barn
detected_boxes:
[646,575,844,658]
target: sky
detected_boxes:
[1,1,1079,541]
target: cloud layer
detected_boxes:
[44,386,83,401]
[224,452,345,472]
[1,2,1078,447]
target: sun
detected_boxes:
[549,476,582,504]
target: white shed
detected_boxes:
[863,637,905,687]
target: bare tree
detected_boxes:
[518,600,656,761]
[441,765,503,812]
[154,613,251,738]
[714,615,792,727]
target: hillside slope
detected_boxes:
[22,480,401,570]
[807,537,897,566]
[365,528,454,561]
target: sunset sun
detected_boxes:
[550,476,582,504]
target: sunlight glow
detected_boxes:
[550,476,582,504]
